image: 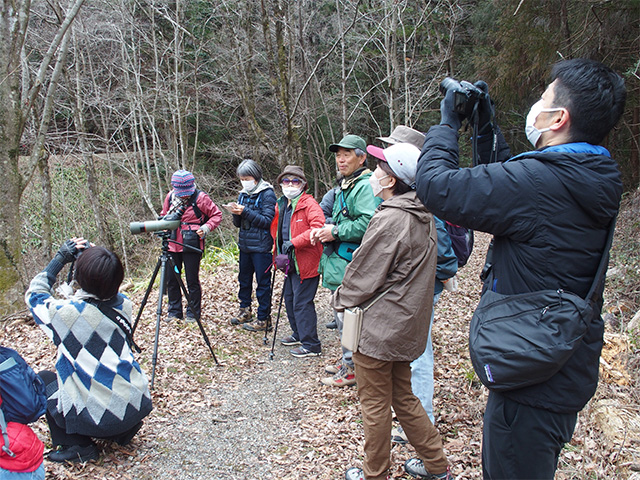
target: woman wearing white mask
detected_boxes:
[225,159,277,329]
[271,165,325,356]
[336,143,452,480]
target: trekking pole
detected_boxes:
[263,265,277,345]
[269,264,288,360]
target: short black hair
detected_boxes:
[550,58,626,145]
[377,160,412,195]
[75,247,124,300]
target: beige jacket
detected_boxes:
[333,191,437,362]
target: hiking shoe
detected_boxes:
[391,425,408,445]
[281,335,301,346]
[48,444,100,463]
[185,313,197,323]
[230,307,252,325]
[321,364,356,387]
[345,467,365,480]
[242,320,271,332]
[404,459,452,479]
[290,346,321,358]
[325,362,342,374]
[326,318,338,329]
[165,313,182,322]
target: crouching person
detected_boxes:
[25,238,152,463]
[272,165,325,357]
[334,144,451,480]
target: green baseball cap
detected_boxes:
[329,134,367,153]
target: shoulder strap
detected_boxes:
[189,190,209,223]
[85,298,141,353]
[585,217,617,303]
[0,408,14,458]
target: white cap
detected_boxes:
[366,143,421,187]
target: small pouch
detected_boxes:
[275,254,290,272]
[181,229,201,250]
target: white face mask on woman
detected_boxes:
[282,187,302,199]
[369,173,390,197]
[525,99,564,148]
[241,179,257,192]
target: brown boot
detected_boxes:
[230,307,252,325]
[242,318,272,332]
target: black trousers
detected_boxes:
[38,371,141,448]
[283,271,321,352]
[167,251,202,318]
[482,391,577,480]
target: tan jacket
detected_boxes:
[333,191,437,362]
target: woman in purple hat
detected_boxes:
[160,170,222,321]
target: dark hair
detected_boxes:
[377,160,412,195]
[237,159,263,182]
[75,247,124,300]
[550,58,626,145]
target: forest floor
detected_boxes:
[3,194,640,480]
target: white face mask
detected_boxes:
[282,186,302,199]
[525,99,564,148]
[241,179,257,192]
[369,174,390,197]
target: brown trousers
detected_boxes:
[353,352,448,480]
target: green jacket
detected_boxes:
[319,168,380,290]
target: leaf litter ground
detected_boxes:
[2,231,639,479]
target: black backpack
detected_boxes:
[445,221,474,267]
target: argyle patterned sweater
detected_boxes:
[26,272,152,437]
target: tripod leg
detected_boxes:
[269,274,287,360]
[150,255,169,389]
[167,254,220,366]
[132,257,162,335]
[263,266,277,345]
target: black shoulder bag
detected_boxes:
[469,219,616,392]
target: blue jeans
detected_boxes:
[238,251,273,321]
[410,292,440,424]
[0,464,45,480]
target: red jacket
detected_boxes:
[161,190,222,253]
[271,193,324,280]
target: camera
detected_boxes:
[439,77,487,120]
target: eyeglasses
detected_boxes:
[281,178,302,186]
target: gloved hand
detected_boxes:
[44,239,85,279]
[473,80,494,135]
[439,89,463,131]
[282,240,294,255]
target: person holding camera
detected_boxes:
[161,170,222,322]
[416,59,626,479]
[271,165,324,356]
[25,239,152,463]
[335,143,451,480]
[224,159,277,331]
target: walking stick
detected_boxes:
[269,260,289,360]
[263,265,277,345]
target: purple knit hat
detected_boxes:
[171,170,196,197]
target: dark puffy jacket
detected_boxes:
[232,181,277,253]
[416,125,622,414]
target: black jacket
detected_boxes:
[416,125,622,413]
[232,181,277,254]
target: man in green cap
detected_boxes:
[311,134,380,387]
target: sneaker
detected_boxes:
[404,459,452,479]
[324,362,342,374]
[48,444,100,463]
[345,467,365,480]
[185,313,197,323]
[281,335,301,346]
[321,364,356,387]
[242,320,271,332]
[391,425,408,445]
[326,318,338,329]
[165,313,182,322]
[230,307,252,325]
[290,346,321,358]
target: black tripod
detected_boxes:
[132,231,219,388]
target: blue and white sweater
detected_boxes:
[25,272,152,437]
